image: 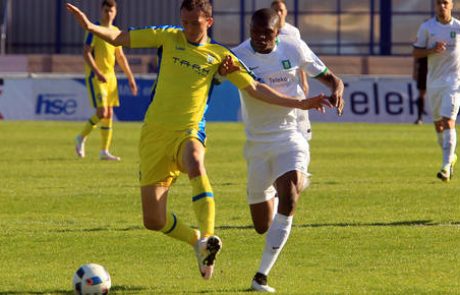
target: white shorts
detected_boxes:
[427,86,460,121]
[244,133,310,205]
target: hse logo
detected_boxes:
[35,94,77,115]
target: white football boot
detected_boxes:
[75,135,86,158]
[99,150,121,161]
[194,235,222,280]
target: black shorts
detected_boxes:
[415,57,427,91]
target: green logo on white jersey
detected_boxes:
[282,60,291,70]
[451,31,456,38]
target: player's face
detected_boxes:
[250,21,279,54]
[435,0,453,19]
[272,2,288,25]
[101,5,117,24]
[180,8,213,44]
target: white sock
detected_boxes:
[272,196,279,220]
[258,214,293,276]
[437,132,443,148]
[442,128,457,170]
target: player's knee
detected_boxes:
[285,197,298,213]
[297,176,310,193]
[278,194,298,215]
[185,156,205,176]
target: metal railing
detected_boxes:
[1,0,457,56]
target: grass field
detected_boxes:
[0,121,459,294]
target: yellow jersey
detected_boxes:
[84,23,120,76]
[129,26,254,130]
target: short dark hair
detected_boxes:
[180,0,213,17]
[271,0,286,8]
[251,8,280,30]
[102,0,116,8]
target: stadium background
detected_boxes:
[0,0,459,122]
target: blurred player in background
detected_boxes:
[221,8,344,292]
[413,0,459,182]
[271,0,312,141]
[75,0,138,161]
[66,0,330,281]
[413,57,427,125]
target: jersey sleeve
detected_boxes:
[298,40,328,78]
[293,27,301,40]
[413,22,428,49]
[226,53,254,89]
[129,25,180,49]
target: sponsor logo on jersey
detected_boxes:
[451,31,456,38]
[206,55,215,64]
[172,56,211,76]
[269,76,289,84]
[282,60,292,70]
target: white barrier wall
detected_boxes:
[0,77,93,121]
[308,76,431,123]
[0,75,432,123]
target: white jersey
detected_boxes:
[232,36,327,142]
[279,22,312,140]
[280,22,301,40]
[414,17,460,89]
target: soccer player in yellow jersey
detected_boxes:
[66,0,334,280]
[75,0,138,161]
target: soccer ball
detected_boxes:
[72,263,111,295]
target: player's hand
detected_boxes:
[129,79,138,96]
[218,55,241,76]
[328,92,345,116]
[96,72,107,83]
[66,3,93,31]
[433,41,447,54]
[300,93,333,112]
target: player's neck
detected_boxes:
[188,35,209,46]
[100,20,113,27]
[436,15,452,24]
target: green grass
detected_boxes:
[0,121,459,294]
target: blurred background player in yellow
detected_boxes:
[66,0,332,281]
[75,0,138,161]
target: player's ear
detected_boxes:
[207,17,214,28]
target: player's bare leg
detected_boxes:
[251,171,306,292]
[180,138,222,280]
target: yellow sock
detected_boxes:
[161,212,200,246]
[100,118,113,151]
[80,115,100,138]
[191,175,215,238]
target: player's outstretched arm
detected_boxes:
[243,81,332,110]
[413,42,446,59]
[115,48,138,96]
[65,3,130,47]
[316,71,345,116]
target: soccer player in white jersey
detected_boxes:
[413,0,459,182]
[225,8,344,292]
[271,0,312,141]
